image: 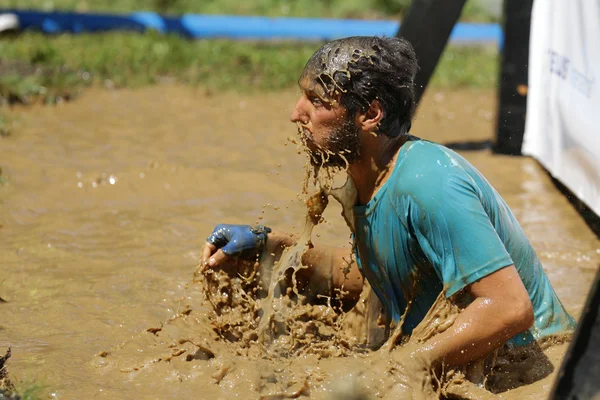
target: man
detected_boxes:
[201,36,576,368]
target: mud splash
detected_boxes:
[0,86,598,398]
[94,248,560,399]
[0,349,15,394]
[95,159,566,400]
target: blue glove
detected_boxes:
[206,224,272,258]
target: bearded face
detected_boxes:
[298,115,361,169]
[292,72,363,170]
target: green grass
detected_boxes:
[0,0,499,103]
[0,0,500,22]
[430,45,499,88]
[0,31,498,104]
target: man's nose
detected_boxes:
[290,96,309,123]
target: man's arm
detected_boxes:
[400,164,536,366]
[405,265,534,366]
[249,229,364,302]
[298,242,364,303]
[202,228,363,301]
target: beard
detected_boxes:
[298,118,361,169]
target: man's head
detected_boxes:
[291,36,418,168]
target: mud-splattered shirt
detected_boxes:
[353,139,576,345]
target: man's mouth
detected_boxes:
[301,129,314,143]
[304,134,321,154]
[297,124,317,149]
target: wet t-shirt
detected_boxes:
[353,139,576,345]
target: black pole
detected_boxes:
[396,0,467,105]
[493,0,534,155]
[550,269,600,399]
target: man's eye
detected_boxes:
[310,97,323,106]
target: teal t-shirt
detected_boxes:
[353,139,576,345]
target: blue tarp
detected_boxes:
[0,9,501,44]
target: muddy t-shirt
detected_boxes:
[353,139,576,345]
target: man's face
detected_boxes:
[290,76,361,168]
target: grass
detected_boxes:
[0,31,498,105]
[0,0,500,22]
[0,0,499,103]
[430,45,498,88]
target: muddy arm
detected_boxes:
[400,265,534,367]
[302,244,363,303]
[202,225,364,303]
[265,230,364,302]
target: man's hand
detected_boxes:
[202,224,271,268]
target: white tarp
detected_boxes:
[523,0,600,216]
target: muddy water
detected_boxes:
[0,86,598,399]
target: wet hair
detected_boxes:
[301,36,418,138]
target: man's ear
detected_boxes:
[356,100,384,133]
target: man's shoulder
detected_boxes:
[384,140,486,218]
[402,140,466,168]
[391,140,467,192]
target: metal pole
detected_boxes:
[396,0,467,105]
[493,0,533,155]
